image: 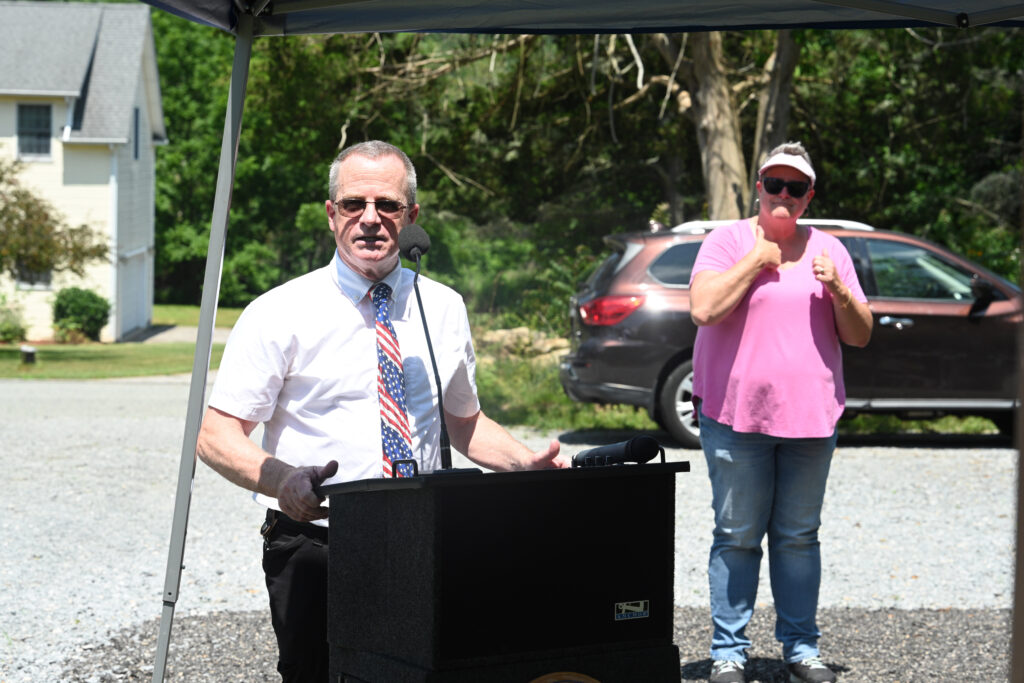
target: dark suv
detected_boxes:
[559,219,1021,448]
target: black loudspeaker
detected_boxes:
[323,462,689,683]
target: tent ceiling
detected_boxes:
[142,0,1024,37]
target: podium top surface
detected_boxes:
[319,461,689,496]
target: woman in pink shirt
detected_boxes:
[689,143,872,683]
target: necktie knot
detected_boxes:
[372,282,392,311]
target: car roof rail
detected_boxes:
[669,220,730,234]
[801,218,876,231]
[668,218,876,233]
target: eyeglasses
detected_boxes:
[333,198,407,218]
[761,177,811,198]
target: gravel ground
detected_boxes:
[55,607,1010,682]
[0,377,1017,682]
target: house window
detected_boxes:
[133,107,140,160]
[17,104,52,158]
[16,264,52,291]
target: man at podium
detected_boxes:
[195,140,568,682]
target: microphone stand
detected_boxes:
[410,254,453,470]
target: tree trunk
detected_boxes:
[650,155,687,225]
[688,32,748,220]
[748,30,800,213]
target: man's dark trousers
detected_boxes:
[262,510,330,683]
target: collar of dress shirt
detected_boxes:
[331,250,403,305]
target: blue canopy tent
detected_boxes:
[140,1,1024,681]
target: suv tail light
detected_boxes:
[580,295,645,326]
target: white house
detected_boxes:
[0,1,166,342]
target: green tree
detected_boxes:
[147,22,1022,323]
[0,155,109,285]
[150,11,235,303]
[792,28,1023,278]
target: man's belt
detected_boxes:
[261,509,328,543]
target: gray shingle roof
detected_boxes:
[0,2,101,96]
[0,1,165,144]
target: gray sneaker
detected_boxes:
[709,659,745,683]
[787,655,836,683]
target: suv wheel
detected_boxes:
[991,411,1016,437]
[657,360,701,449]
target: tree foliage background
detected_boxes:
[150,14,1023,333]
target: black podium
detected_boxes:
[321,461,689,683]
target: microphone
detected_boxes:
[571,435,664,468]
[399,223,431,261]
[400,224,453,470]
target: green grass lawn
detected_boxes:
[0,342,224,379]
[152,304,243,328]
[1,304,233,379]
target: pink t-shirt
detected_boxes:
[690,219,867,438]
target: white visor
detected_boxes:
[758,152,816,186]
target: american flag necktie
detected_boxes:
[372,283,415,478]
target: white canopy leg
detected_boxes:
[152,12,254,683]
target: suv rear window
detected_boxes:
[584,251,623,292]
[649,242,701,286]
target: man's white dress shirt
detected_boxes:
[208,251,481,514]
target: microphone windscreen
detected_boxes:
[399,224,431,260]
[571,435,662,467]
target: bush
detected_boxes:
[0,295,26,343]
[53,287,110,342]
[418,210,601,336]
[218,242,282,308]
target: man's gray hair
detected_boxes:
[764,141,813,171]
[328,140,417,205]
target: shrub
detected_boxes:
[0,295,26,343]
[53,287,110,342]
[218,242,282,308]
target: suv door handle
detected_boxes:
[879,315,914,330]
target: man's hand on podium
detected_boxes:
[446,410,568,472]
[526,439,569,470]
[277,460,339,522]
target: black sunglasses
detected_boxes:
[762,176,811,198]
[334,198,407,218]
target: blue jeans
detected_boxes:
[699,409,836,664]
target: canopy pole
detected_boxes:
[152,13,253,683]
